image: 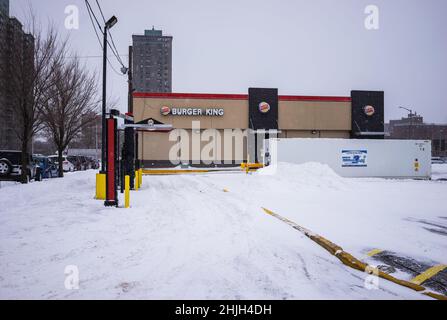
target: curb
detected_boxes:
[262,207,447,300]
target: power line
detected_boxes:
[85,0,119,74]
[95,0,126,68]
[85,1,121,67]
[65,54,129,59]
[85,0,102,31]
[94,0,123,65]
[84,0,125,76]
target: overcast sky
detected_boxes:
[10,0,447,123]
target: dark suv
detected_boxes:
[0,150,40,182]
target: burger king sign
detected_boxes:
[160,106,171,116]
[363,105,375,117]
[160,106,225,117]
[259,102,271,114]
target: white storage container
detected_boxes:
[272,138,431,179]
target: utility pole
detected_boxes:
[100,16,118,173]
[95,118,98,160]
[128,45,133,114]
[101,25,107,172]
[125,45,135,189]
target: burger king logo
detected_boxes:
[364,105,375,117]
[160,106,171,116]
[259,102,271,114]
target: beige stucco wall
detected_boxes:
[133,97,248,129]
[278,100,351,131]
[134,97,351,163]
[138,131,176,161]
[133,98,351,131]
[138,129,248,163]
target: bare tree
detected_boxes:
[9,11,66,183]
[41,56,99,177]
[68,94,118,150]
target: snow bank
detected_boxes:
[215,162,447,266]
[256,162,348,191]
[432,163,447,180]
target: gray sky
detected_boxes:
[10,0,447,123]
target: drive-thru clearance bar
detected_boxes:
[132,88,385,167]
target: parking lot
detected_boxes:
[0,162,446,299]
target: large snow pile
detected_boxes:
[256,162,347,190]
[0,162,446,299]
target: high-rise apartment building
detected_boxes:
[132,28,172,93]
[0,0,34,150]
[0,0,8,16]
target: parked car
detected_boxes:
[0,150,40,182]
[89,157,99,169]
[67,156,81,171]
[33,155,58,179]
[79,156,91,170]
[85,156,96,170]
[94,159,100,169]
[48,155,75,172]
[74,155,87,171]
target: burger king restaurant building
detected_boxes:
[132,88,384,167]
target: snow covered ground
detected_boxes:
[432,163,447,180]
[0,163,446,300]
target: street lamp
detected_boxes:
[398,106,412,115]
[106,16,117,29]
[101,15,118,173]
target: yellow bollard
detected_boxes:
[125,175,130,208]
[135,170,139,191]
[95,173,106,200]
[139,169,143,188]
